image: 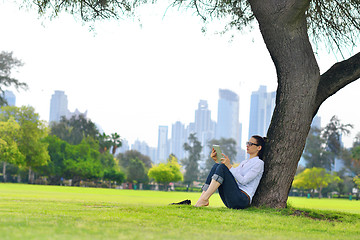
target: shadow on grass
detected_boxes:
[168,203,360,223]
[244,204,360,223]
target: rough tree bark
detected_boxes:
[249,0,360,208]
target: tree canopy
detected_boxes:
[0,106,50,183]
[117,150,152,169]
[322,116,353,157]
[22,0,360,49]
[354,175,360,189]
[292,167,342,198]
[0,51,27,106]
[343,143,360,177]
[126,158,148,184]
[109,132,122,155]
[303,116,352,171]
[50,114,100,145]
[41,135,126,185]
[182,133,202,187]
[148,154,183,188]
[0,117,25,182]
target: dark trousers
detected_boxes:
[203,163,250,209]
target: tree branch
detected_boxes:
[314,52,360,116]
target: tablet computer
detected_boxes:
[212,145,222,163]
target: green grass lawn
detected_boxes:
[288,196,360,215]
[1,183,359,240]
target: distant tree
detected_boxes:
[354,175,360,189]
[342,146,360,178]
[337,132,360,179]
[100,151,126,186]
[50,114,99,145]
[99,151,116,169]
[351,145,360,166]
[303,116,352,171]
[63,138,103,183]
[41,135,124,185]
[0,51,27,106]
[331,169,355,197]
[182,133,202,188]
[148,164,174,189]
[322,116,353,168]
[110,132,122,155]
[39,135,68,184]
[103,168,126,186]
[148,154,183,190]
[166,154,183,183]
[303,127,331,169]
[126,158,148,184]
[117,150,152,169]
[0,106,50,183]
[353,133,360,148]
[49,117,71,142]
[98,132,112,153]
[0,117,25,182]
[292,167,342,198]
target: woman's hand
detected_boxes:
[210,148,217,162]
[221,154,232,169]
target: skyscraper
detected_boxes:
[157,126,169,164]
[49,90,69,123]
[116,139,129,154]
[248,86,276,139]
[195,100,212,135]
[3,90,15,106]
[170,121,186,160]
[49,90,87,123]
[195,100,216,160]
[216,89,241,146]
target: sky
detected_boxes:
[1,1,359,148]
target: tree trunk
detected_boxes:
[17,172,21,183]
[2,162,6,182]
[28,167,33,184]
[250,0,320,208]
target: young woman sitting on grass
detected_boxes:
[195,135,266,209]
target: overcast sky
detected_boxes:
[1,1,359,148]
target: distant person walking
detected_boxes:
[195,135,266,209]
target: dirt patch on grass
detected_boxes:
[290,209,341,222]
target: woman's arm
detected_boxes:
[230,161,264,185]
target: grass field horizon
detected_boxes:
[1,183,360,239]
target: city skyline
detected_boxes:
[1,1,359,150]
[2,87,356,167]
[3,82,356,150]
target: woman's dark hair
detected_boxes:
[251,135,268,160]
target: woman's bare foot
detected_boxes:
[194,198,209,207]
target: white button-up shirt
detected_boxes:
[229,156,264,203]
